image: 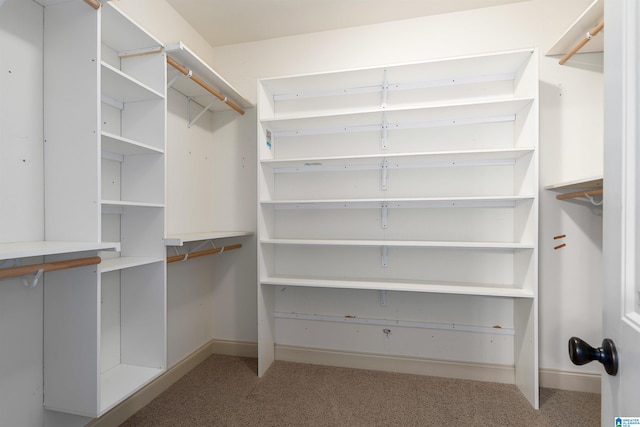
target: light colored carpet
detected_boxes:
[121,354,600,426]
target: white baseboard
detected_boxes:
[539,368,601,394]
[275,345,516,383]
[86,341,600,426]
[211,339,258,358]
[276,345,601,394]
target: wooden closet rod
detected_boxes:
[167,243,242,264]
[0,256,101,280]
[166,56,245,116]
[556,188,603,200]
[559,21,604,65]
[84,0,101,10]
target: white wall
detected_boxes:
[164,88,257,367]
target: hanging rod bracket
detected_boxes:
[22,268,44,289]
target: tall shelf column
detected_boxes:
[257,49,539,408]
[42,1,167,417]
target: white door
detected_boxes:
[601,0,640,423]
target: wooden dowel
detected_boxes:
[556,188,603,200]
[84,0,101,10]
[167,244,242,264]
[554,243,567,250]
[559,21,604,65]
[0,256,102,281]
[553,234,566,240]
[166,56,245,116]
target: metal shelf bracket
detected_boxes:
[381,158,389,190]
[381,202,389,229]
[187,95,219,128]
[381,245,388,268]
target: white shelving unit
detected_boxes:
[42,1,166,417]
[257,49,539,407]
[165,41,253,121]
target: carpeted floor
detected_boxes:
[121,354,600,426]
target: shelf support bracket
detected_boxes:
[381,69,389,109]
[167,70,184,88]
[187,96,219,128]
[381,114,388,150]
[381,158,389,190]
[381,245,388,268]
[380,289,387,306]
[381,203,388,229]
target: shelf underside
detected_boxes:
[261,49,534,97]
[262,148,534,171]
[262,98,533,132]
[165,42,253,113]
[546,0,604,56]
[0,241,120,260]
[101,132,163,156]
[261,275,534,298]
[99,256,164,272]
[263,196,533,210]
[261,239,533,250]
[164,231,254,246]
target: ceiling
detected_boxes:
[166,0,531,47]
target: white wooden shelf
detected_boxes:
[546,0,604,57]
[262,196,534,209]
[99,256,164,272]
[261,148,534,171]
[101,200,164,209]
[0,241,120,260]
[100,364,163,414]
[261,238,534,249]
[545,177,603,203]
[164,231,253,246]
[544,176,602,191]
[261,276,534,298]
[261,97,534,132]
[101,62,164,104]
[165,42,253,113]
[101,132,164,156]
[261,49,534,96]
